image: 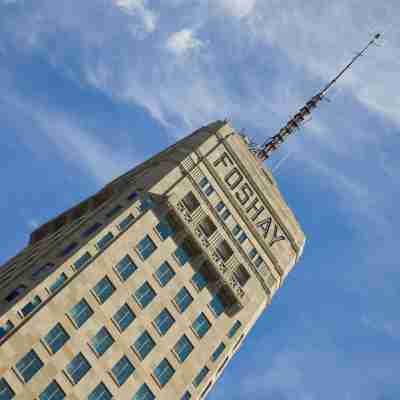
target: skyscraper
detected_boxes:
[0,121,305,399]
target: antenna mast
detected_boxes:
[257,33,381,161]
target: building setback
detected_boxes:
[0,121,305,399]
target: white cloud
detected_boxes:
[166,29,204,56]
[217,0,257,18]
[115,0,158,33]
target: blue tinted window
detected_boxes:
[228,320,242,338]
[209,296,225,318]
[174,335,194,363]
[97,232,114,250]
[174,247,189,266]
[31,263,54,280]
[92,276,115,304]
[221,209,230,220]
[204,186,214,196]
[111,355,135,386]
[138,196,153,212]
[127,191,138,201]
[153,358,175,388]
[154,309,175,336]
[65,353,91,385]
[192,313,211,338]
[82,222,102,238]
[211,342,226,362]
[69,299,93,328]
[20,295,42,318]
[216,201,224,212]
[136,235,157,259]
[192,271,207,291]
[0,378,15,400]
[106,205,123,218]
[90,327,114,357]
[118,214,135,231]
[193,366,209,388]
[88,382,112,400]
[5,285,26,302]
[238,232,247,244]
[48,273,67,293]
[174,287,193,313]
[155,262,175,287]
[249,248,258,259]
[155,221,174,240]
[232,225,241,236]
[181,391,191,400]
[132,384,155,400]
[112,303,136,332]
[73,252,92,270]
[38,380,65,400]
[59,242,78,258]
[134,282,156,309]
[0,320,14,340]
[254,256,263,268]
[44,323,70,354]
[199,177,208,188]
[133,331,155,360]
[15,349,43,383]
[115,255,137,281]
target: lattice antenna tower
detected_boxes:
[256,33,381,162]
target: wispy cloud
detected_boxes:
[115,0,158,34]
[166,29,204,56]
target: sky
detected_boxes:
[1,0,400,399]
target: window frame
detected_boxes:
[91,276,116,304]
[68,298,94,329]
[191,312,211,339]
[64,352,91,385]
[110,355,135,387]
[136,235,157,260]
[112,303,136,333]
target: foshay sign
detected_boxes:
[212,151,286,247]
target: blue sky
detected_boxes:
[1,1,399,399]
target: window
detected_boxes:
[216,240,233,262]
[39,380,65,400]
[97,232,114,250]
[115,255,137,281]
[181,391,192,400]
[232,224,241,237]
[136,235,157,260]
[153,358,175,388]
[199,177,214,196]
[0,378,14,400]
[182,192,200,213]
[90,327,114,357]
[211,342,226,362]
[43,323,70,354]
[132,384,155,400]
[191,271,207,291]
[155,220,174,240]
[48,273,67,293]
[5,285,26,302]
[233,264,250,287]
[106,205,123,218]
[134,282,156,309]
[209,296,225,318]
[215,201,224,212]
[173,335,194,363]
[31,263,54,280]
[111,355,135,386]
[174,246,189,266]
[237,232,247,244]
[174,287,193,313]
[153,309,175,336]
[193,366,209,388]
[15,349,43,383]
[199,216,217,238]
[254,256,263,268]
[221,209,230,221]
[138,196,153,212]
[228,320,242,338]
[19,295,42,318]
[88,382,112,400]
[127,191,138,201]
[249,248,258,260]
[73,252,92,270]
[92,276,115,304]
[133,331,155,360]
[154,262,175,287]
[68,298,94,328]
[112,303,136,332]
[118,214,135,231]
[59,242,78,258]
[0,320,14,340]
[65,353,91,385]
[82,222,102,238]
[192,313,211,339]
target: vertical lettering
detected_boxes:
[213,152,233,169]
[246,198,265,222]
[270,225,285,246]
[235,183,253,206]
[225,168,243,191]
[256,217,272,238]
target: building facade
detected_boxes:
[0,121,305,400]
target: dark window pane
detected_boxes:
[115,255,137,281]
[38,380,65,400]
[174,335,194,363]
[228,320,242,338]
[192,313,211,338]
[216,240,233,262]
[127,191,138,201]
[174,287,193,313]
[90,327,114,357]
[59,242,78,258]
[174,247,189,266]
[193,366,209,388]
[48,273,68,293]
[211,342,226,362]
[73,252,92,270]
[233,264,250,287]
[31,263,54,280]
[118,214,135,231]
[181,391,191,400]
[88,382,112,400]
[136,235,157,260]
[92,276,115,304]
[153,309,175,336]
[112,303,136,332]
[106,205,123,218]
[155,220,174,240]
[111,355,135,386]
[134,282,156,309]
[199,216,217,238]
[82,223,102,238]
[69,299,93,328]
[0,378,15,400]
[97,232,114,250]
[133,331,155,360]
[249,248,258,260]
[44,323,70,354]
[192,271,207,291]
[132,384,155,400]
[153,358,175,388]
[155,262,175,287]
[0,320,14,340]
[5,285,26,302]
[209,296,225,317]
[182,192,200,213]
[15,349,43,383]
[65,353,91,385]
[20,295,42,318]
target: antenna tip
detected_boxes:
[374,33,381,39]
